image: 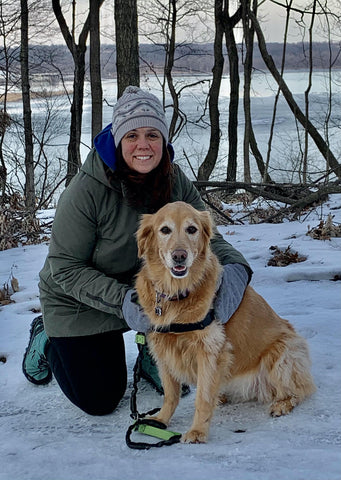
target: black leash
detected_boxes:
[125,333,182,450]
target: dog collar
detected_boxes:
[156,289,190,302]
[154,289,189,316]
[151,310,215,334]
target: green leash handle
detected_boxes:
[126,418,182,450]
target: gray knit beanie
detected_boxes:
[111,86,169,146]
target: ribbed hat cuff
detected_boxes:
[112,116,169,147]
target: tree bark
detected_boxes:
[20,0,35,210]
[249,127,272,182]
[264,0,292,182]
[222,3,242,184]
[115,0,139,98]
[242,0,271,183]
[165,0,180,142]
[198,0,224,181]
[242,0,252,183]
[302,0,316,183]
[52,0,94,186]
[90,0,103,144]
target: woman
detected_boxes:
[22,86,252,415]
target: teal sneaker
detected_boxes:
[137,343,190,397]
[22,316,52,385]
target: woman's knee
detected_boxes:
[47,347,127,415]
[76,383,127,416]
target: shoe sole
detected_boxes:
[22,316,52,386]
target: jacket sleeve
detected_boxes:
[173,164,253,281]
[46,176,130,317]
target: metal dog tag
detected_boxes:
[155,306,162,316]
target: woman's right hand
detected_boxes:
[122,289,151,333]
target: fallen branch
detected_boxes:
[194,181,341,205]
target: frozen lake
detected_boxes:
[5,70,341,187]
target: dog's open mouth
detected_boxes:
[171,265,188,278]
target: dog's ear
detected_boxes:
[199,210,213,242]
[136,214,154,258]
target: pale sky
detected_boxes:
[52,0,338,45]
[257,1,337,43]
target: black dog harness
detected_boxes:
[151,309,215,333]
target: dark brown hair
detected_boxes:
[109,141,174,212]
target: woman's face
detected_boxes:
[121,127,163,174]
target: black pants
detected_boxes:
[46,330,127,416]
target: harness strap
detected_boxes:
[152,309,215,333]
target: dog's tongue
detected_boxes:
[173,265,186,272]
[171,265,188,277]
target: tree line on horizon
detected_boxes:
[1,41,340,82]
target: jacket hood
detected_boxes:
[93,123,174,171]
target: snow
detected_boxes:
[1,196,341,480]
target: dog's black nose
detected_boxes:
[172,249,187,263]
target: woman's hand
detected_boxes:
[122,289,151,333]
[214,264,249,323]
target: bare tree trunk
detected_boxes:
[0,3,12,199]
[241,0,252,183]
[264,0,293,182]
[320,1,335,182]
[20,0,35,210]
[242,0,272,183]
[52,0,96,186]
[249,128,272,182]
[198,0,224,181]
[90,0,103,144]
[147,0,188,143]
[115,0,139,98]
[165,0,180,142]
[0,111,11,200]
[302,0,316,183]
[250,9,341,179]
[67,47,86,184]
[222,3,242,183]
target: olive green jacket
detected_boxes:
[39,149,251,337]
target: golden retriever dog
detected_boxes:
[135,201,316,444]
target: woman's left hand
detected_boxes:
[214,263,249,324]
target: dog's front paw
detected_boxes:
[147,415,168,427]
[270,396,298,417]
[181,429,207,444]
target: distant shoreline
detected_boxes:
[2,89,72,103]
[2,66,340,104]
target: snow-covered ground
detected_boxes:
[1,195,341,480]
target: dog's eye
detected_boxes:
[160,226,172,235]
[186,226,197,234]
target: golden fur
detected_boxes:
[135,201,316,444]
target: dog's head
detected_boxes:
[137,201,213,281]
